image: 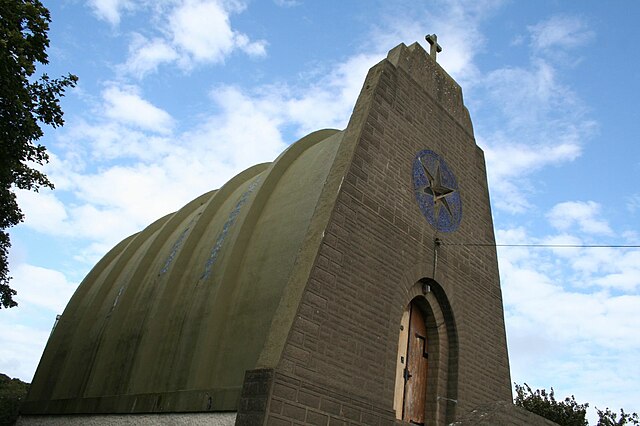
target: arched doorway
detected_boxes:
[405,300,429,423]
[393,280,458,425]
[395,300,428,424]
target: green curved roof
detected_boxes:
[26,129,346,413]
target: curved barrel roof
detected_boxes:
[26,129,345,413]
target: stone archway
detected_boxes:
[394,279,458,425]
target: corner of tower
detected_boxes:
[386,41,474,136]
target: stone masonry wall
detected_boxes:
[262,44,512,425]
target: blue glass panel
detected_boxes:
[412,150,462,232]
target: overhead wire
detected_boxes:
[440,243,640,248]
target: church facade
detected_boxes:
[20,41,557,425]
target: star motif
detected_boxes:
[417,156,456,222]
[412,149,462,232]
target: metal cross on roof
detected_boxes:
[425,34,442,61]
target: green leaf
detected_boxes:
[0,0,77,308]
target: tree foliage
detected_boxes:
[596,408,640,426]
[515,383,588,426]
[0,373,29,424]
[0,0,77,308]
[515,383,639,426]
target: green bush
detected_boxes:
[0,374,29,425]
[515,383,589,426]
[596,407,640,426]
[515,383,639,426]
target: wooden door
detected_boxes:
[403,303,428,424]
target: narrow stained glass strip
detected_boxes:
[199,176,262,281]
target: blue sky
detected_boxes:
[2,0,639,420]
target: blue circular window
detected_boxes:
[412,150,462,232]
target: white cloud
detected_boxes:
[72,241,116,266]
[485,142,581,181]
[0,320,51,382]
[483,139,581,213]
[571,247,640,292]
[88,0,135,25]
[627,193,640,213]
[474,52,596,213]
[169,0,267,65]
[273,0,300,7]
[594,272,640,292]
[102,85,174,133]
[16,190,69,235]
[547,201,613,235]
[283,53,376,135]
[66,120,174,161]
[17,165,199,249]
[12,264,78,312]
[498,224,640,420]
[497,214,638,295]
[234,33,268,57]
[119,0,267,76]
[541,233,584,259]
[529,15,594,51]
[203,86,288,162]
[124,35,179,78]
[170,0,237,63]
[485,62,555,123]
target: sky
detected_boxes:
[2,0,639,421]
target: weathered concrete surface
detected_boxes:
[18,412,236,425]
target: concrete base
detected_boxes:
[17,412,237,425]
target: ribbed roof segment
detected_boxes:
[26,129,344,414]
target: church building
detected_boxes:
[20,40,558,425]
